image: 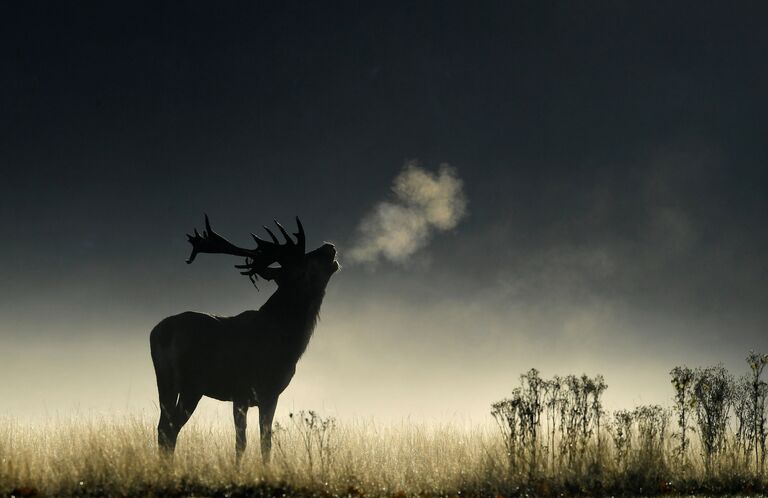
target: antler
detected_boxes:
[186,214,306,285]
[186,214,255,264]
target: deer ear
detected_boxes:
[257,267,282,281]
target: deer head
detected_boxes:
[185,215,339,290]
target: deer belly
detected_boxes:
[201,366,295,403]
[204,386,259,404]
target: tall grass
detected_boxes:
[1,414,500,497]
[1,352,766,497]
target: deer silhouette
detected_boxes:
[150,215,339,463]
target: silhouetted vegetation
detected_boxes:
[488,352,768,496]
[2,352,768,497]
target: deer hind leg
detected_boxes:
[151,326,180,454]
[156,378,178,454]
[164,391,202,451]
[259,395,278,464]
[233,401,249,464]
[175,391,202,429]
[157,397,177,453]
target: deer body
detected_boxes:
[150,216,338,462]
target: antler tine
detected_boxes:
[251,233,272,246]
[294,216,306,254]
[204,214,213,236]
[234,262,261,290]
[186,214,257,264]
[274,220,295,245]
[263,226,280,244]
[185,232,199,264]
[235,262,259,277]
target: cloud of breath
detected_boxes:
[349,161,467,265]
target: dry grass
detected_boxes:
[1,411,767,497]
[0,413,499,497]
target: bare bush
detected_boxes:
[692,365,734,471]
[747,351,768,474]
[670,365,694,465]
[273,410,337,480]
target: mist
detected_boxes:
[2,2,767,430]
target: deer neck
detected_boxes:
[258,284,326,352]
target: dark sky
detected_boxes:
[2,2,767,419]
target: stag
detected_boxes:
[150,215,339,463]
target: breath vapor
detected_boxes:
[349,161,467,265]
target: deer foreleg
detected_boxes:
[233,401,249,464]
[259,395,278,464]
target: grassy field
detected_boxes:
[1,414,499,497]
[1,412,766,497]
[2,356,767,497]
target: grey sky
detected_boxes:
[1,1,766,420]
